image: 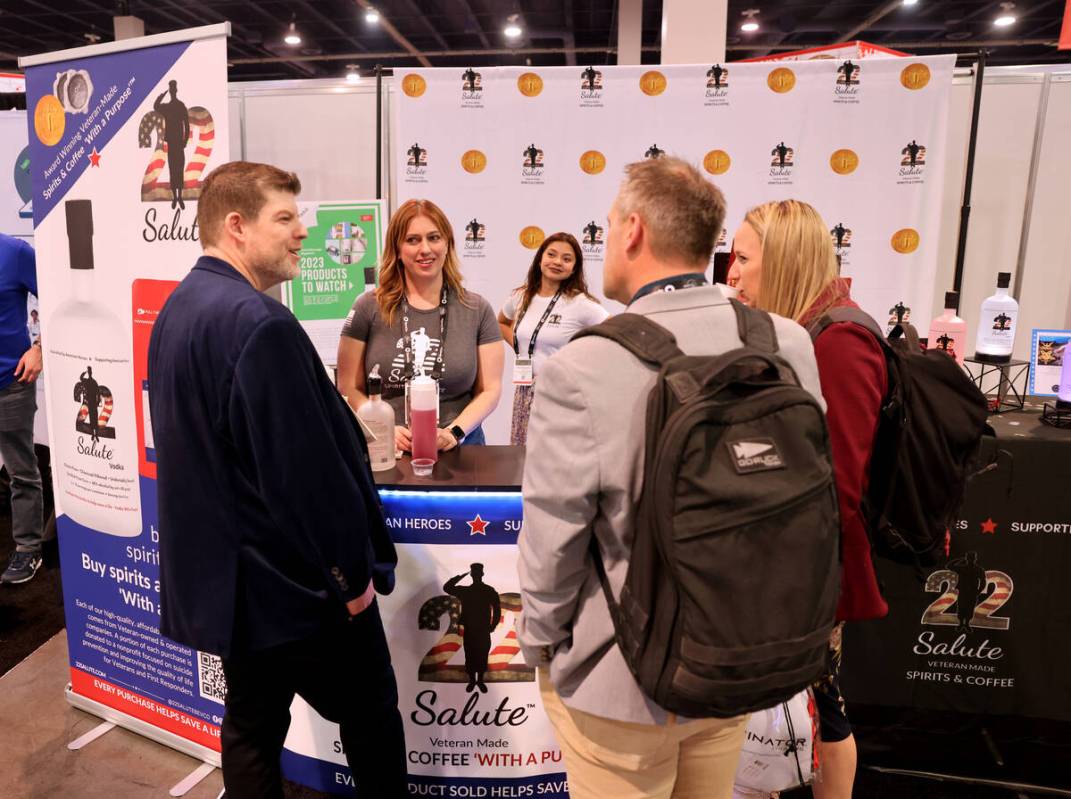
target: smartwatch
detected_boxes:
[449,424,466,444]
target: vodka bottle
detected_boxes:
[48,200,142,536]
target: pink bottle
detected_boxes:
[928,291,967,365]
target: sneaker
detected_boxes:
[1,551,42,585]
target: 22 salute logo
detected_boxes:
[834,60,860,104]
[705,64,729,107]
[898,139,927,185]
[521,143,545,183]
[411,562,536,729]
[463,217,487,253]
[138,78,215,243]
[580,66,603,106]
[908,548,1016,689]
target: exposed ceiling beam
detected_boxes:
[836,0,905,43]
[453,0,491,49]
[352,0,432,67]
[396,0,451,51]
[227,37,1059,67]
[293,0,369,53]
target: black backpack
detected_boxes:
[807,307,990,565]
[573,300,840,718]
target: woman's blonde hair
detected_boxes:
[376,199,467,326]
[743,199,838,323]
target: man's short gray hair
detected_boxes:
[616,157,727,266]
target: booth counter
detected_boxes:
[280,446,572,797]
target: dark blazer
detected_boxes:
[148,255,396,657]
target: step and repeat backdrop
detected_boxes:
[394,57,955,442]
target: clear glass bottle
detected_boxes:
[48,200,142,536]
[974,272,1019,363]
[356,364,396,472]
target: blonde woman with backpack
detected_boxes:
[729,200,888,799]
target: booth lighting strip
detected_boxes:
[378,489,521,499]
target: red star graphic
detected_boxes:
[467,514,489,536]
[88,148,101,167]
[980,517,998,535]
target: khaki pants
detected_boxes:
[538,668,748,799]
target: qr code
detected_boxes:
[197,651,227,705]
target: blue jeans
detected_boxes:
[461,425,486,446]
[0,380,42,553]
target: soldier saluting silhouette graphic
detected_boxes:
[773,142,790,169]
[153,80,191,210]
[444,563,501,694]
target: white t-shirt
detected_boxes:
[502,290,609,376]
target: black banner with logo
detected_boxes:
[843,418,1071,721]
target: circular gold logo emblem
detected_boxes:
[460,149,487,174]
[891,228,921,254]
[900,64,931,91]
[579,150,607,175]
[519,226,546,249]
[639,71,667,96]
[767,67,796,93]
[402,74,427,98]
[34,95,65,146]
[703,150,731,175]
[830,149,860,175]
[517,72,544,97]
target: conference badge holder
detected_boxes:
[512,358,534,386]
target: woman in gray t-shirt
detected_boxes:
[337,199,503,453]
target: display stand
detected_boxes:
[1041,402,1071,429]
[964,356,1029,413]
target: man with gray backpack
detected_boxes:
[517,157,839,799]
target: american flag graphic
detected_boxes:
[417,592,534,683]
[138,106,215,202]
[923,568,1013,630]
[77,386,114,428]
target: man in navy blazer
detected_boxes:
[148,161,405,798]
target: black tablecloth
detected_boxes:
[843,401,1071,722]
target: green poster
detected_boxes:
[283,200,384,365]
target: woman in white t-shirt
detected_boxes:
[498,232,608,445]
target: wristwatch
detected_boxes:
[449,424,466,444]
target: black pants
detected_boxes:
[220,601,407,798]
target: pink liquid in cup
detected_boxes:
[410,407,438,474]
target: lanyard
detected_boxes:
[512,290,562,357]
[628,273,708,305]
[402,286,448,381]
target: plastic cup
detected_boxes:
[409,458,434,475]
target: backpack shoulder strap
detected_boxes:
[730,298,779,353]
[572,313,684,367]
[807,306,889,350]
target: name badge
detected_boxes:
[513,359,534,385]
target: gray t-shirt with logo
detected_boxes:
[342,290,502,426]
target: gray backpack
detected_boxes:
[574,300,840,717]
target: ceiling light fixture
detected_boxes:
[741,9,761,33]
[346,65,361,84]
[365,6,380,24]
[994,2,1017,27]
[504,14,523,39]
[284,19,302,46]
[902,0,919,7]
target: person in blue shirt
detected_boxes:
[0,234,44,586]
[148,161,404,799]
